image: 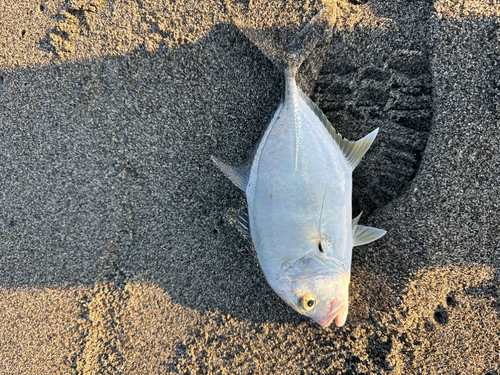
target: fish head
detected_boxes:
[278,253,350,328]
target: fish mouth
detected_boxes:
[319,299,345,328]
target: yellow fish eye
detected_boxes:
[302,294,316,310]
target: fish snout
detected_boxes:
[319,299,346,328]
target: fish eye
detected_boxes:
[302,294,316,311]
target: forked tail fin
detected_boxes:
[234,4,338,74]
[285,4,339,76]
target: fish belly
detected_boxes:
[247,96,353,278]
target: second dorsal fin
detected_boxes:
[296,87,379,170]
[333,128,379,171]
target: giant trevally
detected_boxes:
[212,8,386,328]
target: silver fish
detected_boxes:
[212,13,386,328]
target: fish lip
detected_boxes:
[319,299,344,328]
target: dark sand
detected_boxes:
[1,0,499,373]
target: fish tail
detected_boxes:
[285,4,338,73]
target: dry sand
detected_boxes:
[1,0,499,374]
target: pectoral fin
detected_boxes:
[211,155,250,192]
[353,225,386,247]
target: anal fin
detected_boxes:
[237,207,251,237]
[211,155,250,192]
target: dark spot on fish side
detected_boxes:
[318,242,324,252]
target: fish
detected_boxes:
[212,8,386,328]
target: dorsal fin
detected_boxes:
[211,155,250,192]
[335,128,379,171]
[296,88,379,170]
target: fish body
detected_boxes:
[213,14,386,328]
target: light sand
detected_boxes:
[1,0,499,373]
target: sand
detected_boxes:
[0,0,499,373]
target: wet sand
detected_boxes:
[1,0,499,373]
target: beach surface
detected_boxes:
[1,0,499,373]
